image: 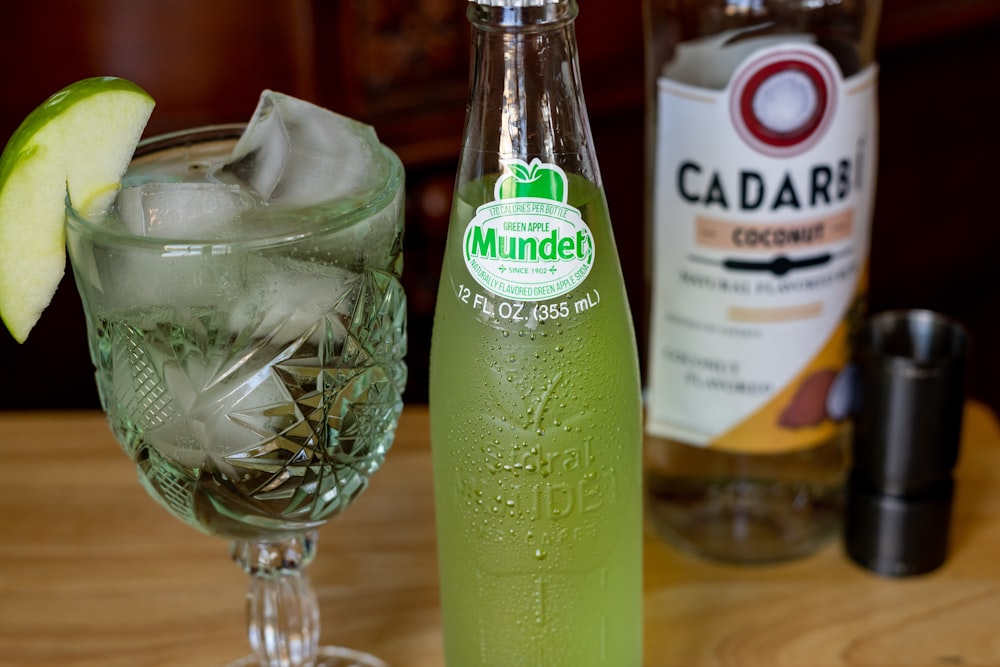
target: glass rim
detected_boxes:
[65,123,404,251]
[468,0,577,28]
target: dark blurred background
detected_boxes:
[1,0,998,411]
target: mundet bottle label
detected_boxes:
[647,41,878,453]
[463,158,595,301]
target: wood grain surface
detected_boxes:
[2,404,999,666]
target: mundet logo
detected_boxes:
[463,159,595,302]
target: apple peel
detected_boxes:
[0,77,154,342]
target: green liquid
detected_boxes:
[429,176,643,666]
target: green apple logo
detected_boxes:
[463,158,594,302]
[495,158,568,203]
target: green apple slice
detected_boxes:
[0,76,154,342]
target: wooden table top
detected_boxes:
[2,403,999,667]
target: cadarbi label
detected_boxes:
[463,159,595,302]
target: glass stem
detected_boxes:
[232,531,321,667]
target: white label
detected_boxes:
[463,159,595,302]
[646,42,878,453]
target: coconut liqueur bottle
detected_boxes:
[429,1,643,665]
[642,0,881,562]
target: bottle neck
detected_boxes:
[462,0,599,185]
[646,0,880,78]
[468,0,575,31]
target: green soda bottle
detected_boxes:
[428,1,644,665]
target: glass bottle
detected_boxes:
[642,0,882,563]
[429,0,643,665]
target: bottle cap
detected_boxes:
[470,0,560,5]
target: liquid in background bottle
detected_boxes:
[643,0,881,563]
[429,0,643,664]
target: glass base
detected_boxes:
[646,476,842,564]
[644,431,846,564]
[225,646,390,667]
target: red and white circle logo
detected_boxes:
[730,48,838,158]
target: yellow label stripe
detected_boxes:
[728,302,823,323]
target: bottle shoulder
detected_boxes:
[645,0,880,83]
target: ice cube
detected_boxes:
[116,182,257,240]
[292,183,404,273]
[226,255,357,347]
[147,414,208,469]
[223,91,390,209]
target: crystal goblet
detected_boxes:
[66,123,406,667]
